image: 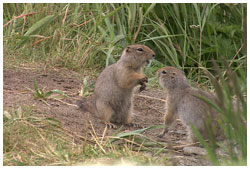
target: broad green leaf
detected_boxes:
[24,15,56,36]
[17,15,56,48]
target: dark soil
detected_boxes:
[3,65,212,166]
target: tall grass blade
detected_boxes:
[17,15,56,48]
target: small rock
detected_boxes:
[175,130,186,135]
[183,146,207,156]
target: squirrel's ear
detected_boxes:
[126,46,130,52]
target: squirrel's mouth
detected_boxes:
[143,59,151,66]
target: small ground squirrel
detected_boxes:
[157,66,220,143]
[79,44,155,128]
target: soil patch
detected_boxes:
[3,65,212,166]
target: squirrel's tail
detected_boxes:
[77,96,96,114]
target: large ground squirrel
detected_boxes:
[79,44,155,128]
[157,66,220,143]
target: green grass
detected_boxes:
[3,106,170,166]
[3,3,247,166]
[3,4,246,77]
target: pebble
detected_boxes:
[183,146,207,156]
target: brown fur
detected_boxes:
[79,44,155,125]
[157,66,220,143]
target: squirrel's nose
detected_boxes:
[152,54,156,58]
[156,69,161,78]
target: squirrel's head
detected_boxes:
[121,44,155,68]
[157,66,188,91]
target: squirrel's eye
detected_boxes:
[137,48,143,52]
[162,70,167,74]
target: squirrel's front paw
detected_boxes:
[139,76,148,84]
[138,76,148,92]
[139,82,146,92]
[157,128,169,138]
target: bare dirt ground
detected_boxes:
[3,65,213,166]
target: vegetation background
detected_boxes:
[3,3,247,166]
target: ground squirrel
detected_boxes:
[157,66,220,143]
[79,44,155,128]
